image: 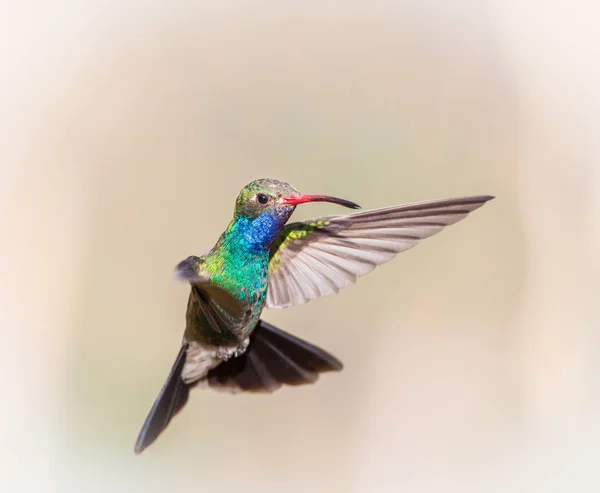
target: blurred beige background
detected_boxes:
[1,2,598,493]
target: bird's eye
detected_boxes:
[256,193,269,204]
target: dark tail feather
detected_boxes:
[135,323,342,452]
[134,344,190,454]
[207,320,343,393]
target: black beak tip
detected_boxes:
[341,199,362,210]
[325,196,361,210]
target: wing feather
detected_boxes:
[175,255,246,333]
[266,195,493,308]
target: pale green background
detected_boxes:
[1,2,598,493]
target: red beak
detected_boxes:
[280,193,361,210]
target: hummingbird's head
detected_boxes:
[234,179,360,222]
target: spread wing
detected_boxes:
[266,195,494,309]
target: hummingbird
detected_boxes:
[134,178,493,454]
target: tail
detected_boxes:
[134,320,342,453]
[207,320,343,392]
[134,344,189,454]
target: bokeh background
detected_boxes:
[2,2,598,492]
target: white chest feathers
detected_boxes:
[181,339,250,385]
